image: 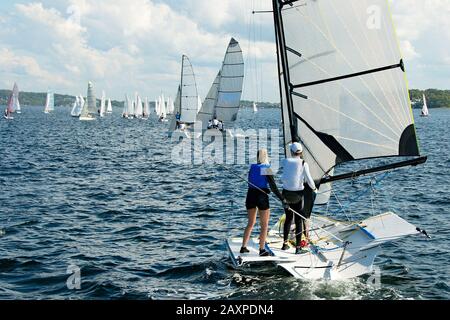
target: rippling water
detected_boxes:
[0,106,448,300]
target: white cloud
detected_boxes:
[0,0,448,102]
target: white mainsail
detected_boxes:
[107,98,113,113]
[159,94,166,118]
[214,38,244,123]
[135,94,143,118]
[99,90,106,117]
[166,97,174,114]
[143,97,150,117]
[12,83,21,113]
[169,85,182,132]
[253,102,258,113]
[179,55,200,124]
[275,0,422,204]
[79,81,96,121]
[122,94,129,117]
[421,94,429,116]
[197,72,221,129]
[71,96,83,117]
[44,90,55,113]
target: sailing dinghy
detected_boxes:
[3,86,15,120]
[99,91,106,117]
[79,82,96,121]
[44,90,55,113]
[197,38,244,137]
[227,0,428,280]
[107,98,113,114]
[11,83,21,114]
[421,94,429,117]
[168,55,200,131]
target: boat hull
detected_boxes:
[227,212,421,280]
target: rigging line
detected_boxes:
[328,0,404,135]
[306,96,398,144]
[288,5,403,138]
[333,136,398,152]
[351,0,407,129]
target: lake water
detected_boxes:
[0,106,448,300]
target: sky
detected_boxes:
[0,0,449,102]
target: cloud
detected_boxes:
[0,0,448,102]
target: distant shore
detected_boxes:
[0,89,449,109]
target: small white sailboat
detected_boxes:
[122,95,129,118]
[71,96,81,117]
[44,90,55,113]
[99,91,106,117]
[159,94,167,122]
[135,93,143,119]
[253,102,258,113]
[227,0,428,281]
[143,97,150,119]
[79,82,96,121]
[106,98,113,114]
[421,93,429,117]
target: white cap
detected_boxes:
[290,142,303,154]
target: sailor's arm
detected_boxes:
[264,168,284,202]
[304,163,317,191]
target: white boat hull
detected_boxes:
[227,212,421,280]
[79,116,96,121]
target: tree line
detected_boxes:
[1,89,449,109]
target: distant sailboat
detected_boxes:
[107,98,113,114]
[143,97,150,119]
[44,90,55,113]
[99,91,106,117]
[79,82,96,121]
[421,94,429,117]
[169,55,200,131]
[71,95,83,117]
[3,87,15,120]
[135,94,143,119]
[122,94,130,118]
[253,102,258,113]
[10,83,21,114]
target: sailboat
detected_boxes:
[143,97,150,119]
[99,91,106,117]
[71,95,83,117]
[79,82,96,121]
[107,98,113,114]
[44,90,55,113]
[168,55,200,131]
[3,87,15,120]
[421,93,429,117]
[158,94,168,122]
[122,95,129,118]
[197,38,244,134]
[135,94,143,119]
[253,102,258,113]
[227,0,428,280]
[11,83,21,114]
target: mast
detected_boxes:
[272,0,298,143]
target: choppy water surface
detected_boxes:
[0,106,448,300]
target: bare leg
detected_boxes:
[242,208,257,248]
[258,209,270,250]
